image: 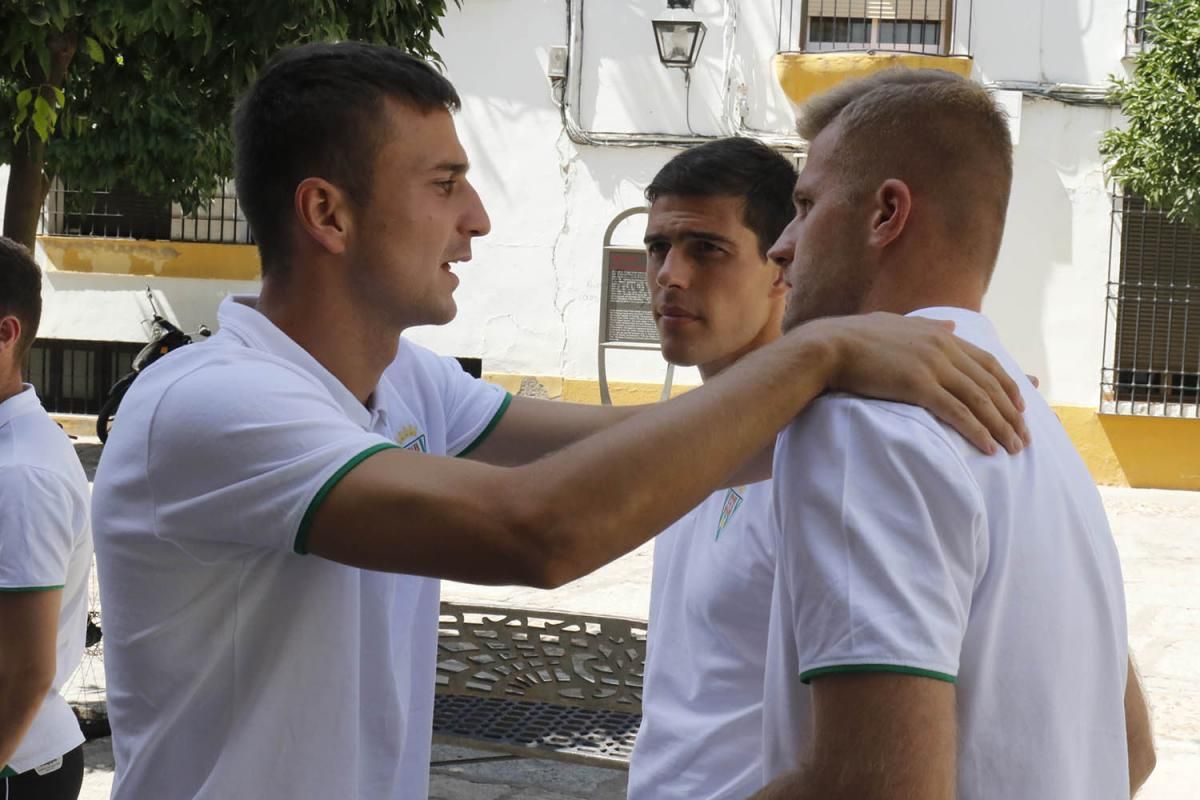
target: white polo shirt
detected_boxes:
[92,297,509,800]
[0,386,91,776]
[763,308,1129,798]
[628,481,774,800]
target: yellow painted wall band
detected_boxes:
[39,235,261,281]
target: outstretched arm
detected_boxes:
[308,314,1026,588]
[465,316,1027,471]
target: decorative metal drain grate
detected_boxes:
[434,603,647,767]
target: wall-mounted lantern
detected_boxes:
[652,0,707,69]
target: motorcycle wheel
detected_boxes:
[96,377,134,443]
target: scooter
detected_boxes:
[96,289,211,442]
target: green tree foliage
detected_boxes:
[1101,0,1200,224]
[0,1,458,248]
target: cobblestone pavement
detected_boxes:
[74,430,1197,799]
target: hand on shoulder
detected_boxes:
[792,313,1029,456]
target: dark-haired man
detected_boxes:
[628,137,795,800]
[92,44,1027,799]
[0,238,91,800]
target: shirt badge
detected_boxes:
[397,425,428,453]
[715,487,745,540]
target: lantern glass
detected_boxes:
[652,19,706,68]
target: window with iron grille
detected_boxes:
[41,179,252,245]
[1101,193,1200,416]
[20,339,481,415]
[23,339,143,415]
[1126,0,1157,55]
[779,1,961,55]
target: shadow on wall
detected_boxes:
[986,96,1072,394]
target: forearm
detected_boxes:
[1126,654,1156,796]
[518,327,833,586]
[0,671,51,768]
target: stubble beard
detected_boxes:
[782,257,873,332]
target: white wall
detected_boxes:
[2,0,1130,404]
[416,0,1129,404]
[972,0,1130,86]
[986,97,1122,407]
[33,254,258,343]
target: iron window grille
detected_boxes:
[778,0,968,56]
[23,339,143,415]
[1101,192,1200,417]
[41,179,252,244]
[1126,0,1157,56]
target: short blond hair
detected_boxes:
[799,69,1013,272]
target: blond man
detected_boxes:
[755,70,1154,799]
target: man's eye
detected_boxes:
[647,243,668,258]
[436,180,456,194]
[796,199,812,217]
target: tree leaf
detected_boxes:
[32,111,50,142]
[36,45,51,80]
[84,35,105,63]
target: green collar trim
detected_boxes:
[0,585,64,593]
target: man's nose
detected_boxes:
[462,182,491,238]
[767,229,796,271]
[655,249,691,289]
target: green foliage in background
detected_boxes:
[1101,0,1200,224]
[0,1,458,246]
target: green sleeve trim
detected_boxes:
[800,664,957,685]
[455,392,513,459]
[294,443,399,555]
[0,585,64,593]
[1,765,15,778]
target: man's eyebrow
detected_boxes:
[643,230,736,245]
[430,161,469,175]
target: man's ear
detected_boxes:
[869,178,913,250]
[294,177,354,256]
[0,316,21,353]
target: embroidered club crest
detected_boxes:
[715,487,745,540]
[397,425,428,454]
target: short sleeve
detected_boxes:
[396,341,510,457]
[145,360,396,555]
[0,467,76,590]
[774,398,986,684]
